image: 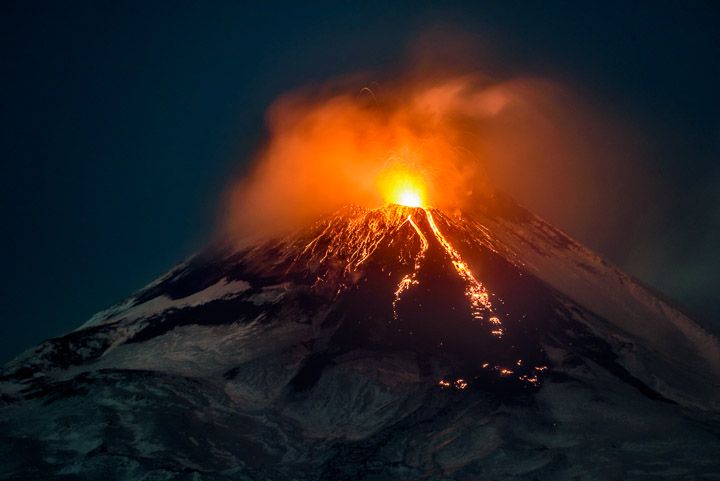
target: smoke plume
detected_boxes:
[224,63,649,249]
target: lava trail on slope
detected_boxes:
[1,198,719,480]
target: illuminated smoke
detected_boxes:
[224,64,648,253]
[223,74,524,241]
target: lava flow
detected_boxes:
[392,213,428,320]
[389,208,504,339]
[385,173,504,336]
[300,170,505,337]
[423,209,504,337]
[291,168,547,388]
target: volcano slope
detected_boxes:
[1,195,719,480]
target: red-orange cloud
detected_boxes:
[223,69,649,249]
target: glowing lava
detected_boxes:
[305,164,504,335]
[296,203,546,388]
[392,214,429,319]
[423,209,504,337]
[377,165,427,208]
[391,208,505,337]
[397,190,422,208]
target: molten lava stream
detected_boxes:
[391,206,505,338]
[392,214,428,319]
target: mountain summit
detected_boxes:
[2,194,719,480]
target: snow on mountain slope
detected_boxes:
[1,196,719,480]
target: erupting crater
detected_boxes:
[3,74,720,479]
[3,188,719,479]
[284,201,550,389]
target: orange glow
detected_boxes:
[224,75,511,242]
[397,190,423,208]
[519,374,539,386]
[377,166,427,207]
[387,208,504,336]
[302,204,505,336]
[223,55,639,255]
[392,213,428,319]
[217,60,581,389]
[300,205,409,274]
[296,204,550,387]
[454,379,469,390]
[424,209,504,335]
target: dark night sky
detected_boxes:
[1,1,718,362]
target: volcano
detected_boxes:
[1,194,719,480]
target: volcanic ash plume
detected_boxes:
[224,71,644,249]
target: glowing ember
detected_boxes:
[438,378,471,390]
[454,379,469,390]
